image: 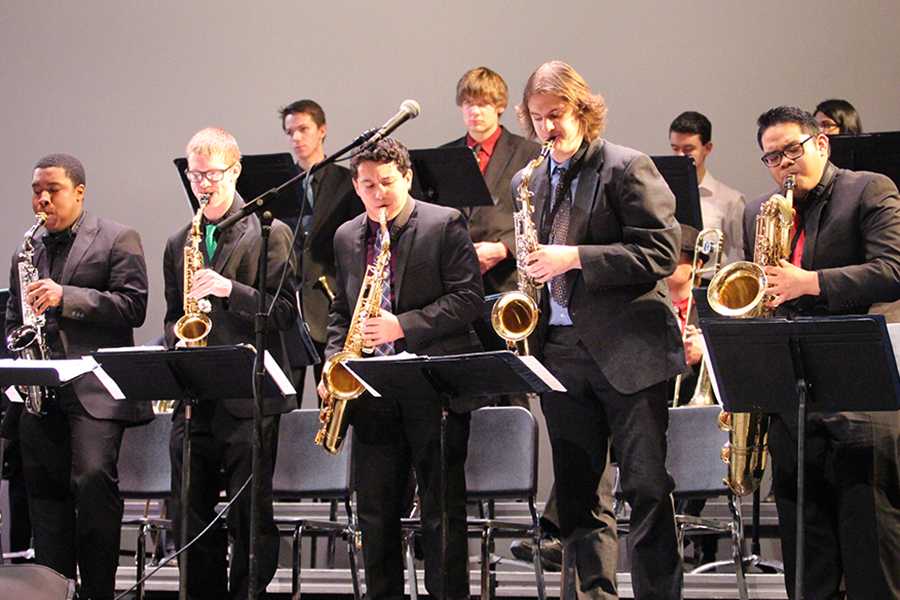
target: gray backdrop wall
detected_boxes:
[2,0,898,355]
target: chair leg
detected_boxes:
[347,530,362,600]
[728,494,749,600]
[529,500,546,600]
[292,523,305,600]
[404,529,419,600]
[328,499,338,568]
[136,523,146,600]
[480,526,491,600]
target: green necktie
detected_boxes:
[205,224,217,259]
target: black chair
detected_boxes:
[272,409,361,600]
[404,406,544,600]
[117,416,173,600]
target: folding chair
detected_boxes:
[404,406,544,600]
[272,409,360,600]
[117,416,173,600]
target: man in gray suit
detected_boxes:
[5,153,150,600]
[516,61,684,600]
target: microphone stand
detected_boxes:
[215,128,373,600]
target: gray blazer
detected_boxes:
[514,138,685,395]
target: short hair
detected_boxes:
[186,127,241,164]
[278,99,326,131]
[349,138,411,179]
[814,98,863,135]
[516,61,608,142]
[34,153,86,188]
[756,106,820,149]
[455,67,509,109]
[669,111,712,145]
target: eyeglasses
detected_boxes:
[760,136,814,167]
[184,162,237,183]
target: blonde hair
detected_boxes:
[516,61,608,142]
[185,127,241,164]
[455,66,509,110]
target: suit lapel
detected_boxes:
[211,214,249,273]
[567,141,603,246]
[531,162,550,237]
[483,128,515,198]
[348,216,368,301]
[391,200,417,306]
[307,165,336,242]
[60,213,99,285]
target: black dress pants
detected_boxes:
[350,393,470,600]
[19,389,126,600]
[170,403,281,600]
[541,327,682,600]
[768,410,900,599]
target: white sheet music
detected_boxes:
[263,351,297,396]
[0,357,96,382]
[518,355,567,392]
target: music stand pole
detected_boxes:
[788,337,808,600]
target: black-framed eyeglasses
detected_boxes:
[760,136,814,167]
[184,161,237,183]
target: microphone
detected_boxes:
[362,99,421,149]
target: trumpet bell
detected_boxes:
[174,314,211,347]
[707,261,768,318]
[491,291,539,342]
[322,350,365,401]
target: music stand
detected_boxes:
[346,350,562,600]
[409,147,494,210]
[651,155,702,231]
[90,346,295,600]
[829,130,900,188]
[700,314,900,600]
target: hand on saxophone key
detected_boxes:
[362,310,403,347]
[524,245,581,283]
[764,259,820,307]
[317,378,328,402]
[189,268,233,299]
[25,278,63,315]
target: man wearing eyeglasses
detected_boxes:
[745,106,900,599]
[163,127,298,599]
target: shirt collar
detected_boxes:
[466,125,503,157]
[366,197,415,237]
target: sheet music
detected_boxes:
[263,351,297,396]
[4,385,24,404]
[699,333,723,405]
[887,323,900,372]
[82,356,126,400]
[517,355,567,392]
[0,357,96,382]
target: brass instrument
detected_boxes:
[315,207,391,454]
[174,194,213,347]
[491,140,553,355]
[706,175,796,496]
[6,212,54,416]
[673,228,724,407]
[316,275,336,304]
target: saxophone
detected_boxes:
[6,212,55,416]
[490,140,553,355]
[315,207,391,454]
[174,194,213,347]
[706,174,796,496]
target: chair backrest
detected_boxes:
[465,406,538,500]
[665,406,730,498]
[118,416,172,499]
[272,409,353,501]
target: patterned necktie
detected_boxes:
[549,166,571,307]
[372,226,395,356]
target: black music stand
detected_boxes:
[91,346,295,600]
[700,314,900,600]
[409,147,494,210]
[346,350,561,600]
[651,155,702,231]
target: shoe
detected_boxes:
[510,537,563,572]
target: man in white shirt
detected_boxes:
[669,111,745,267]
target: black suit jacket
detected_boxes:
[5,211,152,423]
[514,138,685,395]
[163,196,298,418]
[444,127,540,293]
[294,163,363,343]
[743,163,900,315]
[326,199,484,359]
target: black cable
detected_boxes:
[112,474,252,600]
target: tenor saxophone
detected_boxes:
[706,175,796,496]
[174,194,213,347]
[315,207,391,454]
[490,140,553,355]
[6,212,55,416]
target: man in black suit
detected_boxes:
[279,99,362,383]
[163,127,298,599]
[516,61,684,600]
[744,106,900,599]
[443,66,540,294]
[318,138,484,600]
[4,153,150,599]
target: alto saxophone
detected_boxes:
[174,194,213,347]
[315,207,391,454]
[490,140,553,355]
[6,212,55,416]
[706,174,796,496]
